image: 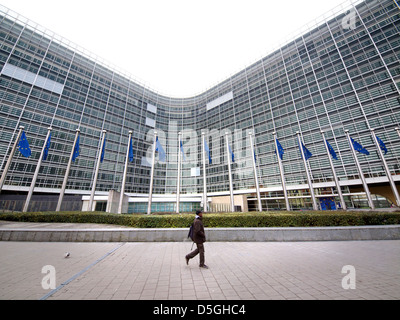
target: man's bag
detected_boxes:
[188,223,194,241]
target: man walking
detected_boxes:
[185,210,208,268]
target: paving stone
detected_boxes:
[0,240,399,300]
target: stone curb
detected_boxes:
[0,225,399,242]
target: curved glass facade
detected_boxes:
[0,0,399,211]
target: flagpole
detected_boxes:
[273,132,290,211]
[296,131,318,210]
[23,127,52,212]
[176,132,181,214]
[321,130,347,210]
[118,130,133,214]
[147,131,157,215]
[344,129,375,209]
[202,132,207,212]
[56,128,80,212]
[249,131,262,212]
[395,127,400,138]
[0,125,24,193]
[225,132,234,212]
[88,130,106,211]
[370,128,400,206]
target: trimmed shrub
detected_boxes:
[0,210,400,228]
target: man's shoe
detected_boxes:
[199,264,209,269]
[185,256,189,265]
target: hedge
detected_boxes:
[1,210,400,228]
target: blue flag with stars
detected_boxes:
[18,131,31,157]
[42,132,51,161]
[128,137,134,162]
[100,136,106,163]
[326,140,338,160]
[204,139,211,164]
[376,136,387,155]
[72,134,80,162]
[276,139,284,160]
[155,136,166,162]
[300,142,312,160]
[351,137,369,155]
[228,144,234,162]
[180,140,186,161]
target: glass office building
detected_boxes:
[0,0,399,212]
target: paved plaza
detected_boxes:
[0,239,399,300]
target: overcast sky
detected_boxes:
[0,0,352,97]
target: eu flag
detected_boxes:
[42,132,51,161]
[351,137,369,155]
[100,137,106,163]
[326,140,338,160]
[155,136,166,162]
[376,136,387,155]
[18,131,31,157]
[72,134,80,162]
[204,139,212,164]
[228,144,234,162]
[276,139,284,160]
[180,140,186,161]
[300,142,312,160]
[128,137,134,162]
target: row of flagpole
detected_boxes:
[1,125,400,213]
[0,127,136,213]
[273,128,400,211]
[0,126,82,212]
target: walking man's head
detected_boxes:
[196,209,203,218]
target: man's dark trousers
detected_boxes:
[186,243,205,266]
